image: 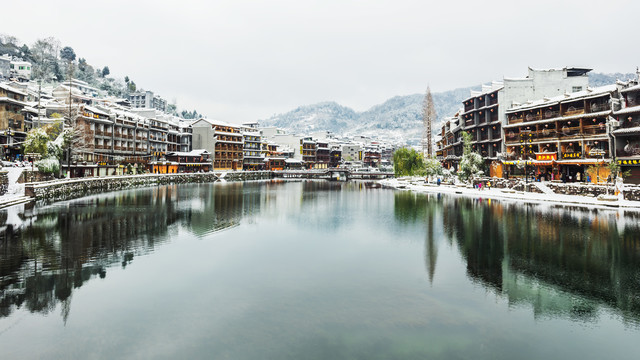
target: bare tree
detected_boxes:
[422,86,437,157]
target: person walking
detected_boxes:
[576,172,581,182]
[487,180,491,190]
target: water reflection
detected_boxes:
[0,182,250,321]
[394,192,640,325]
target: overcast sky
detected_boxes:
[4,0,639,124]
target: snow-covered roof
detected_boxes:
[621,83,640,93]
[0,83,27,96]
[84,105,111,117]
[507,85,617,113]
[192,117,238,128]
[0,97,27,106]
[167,149,210,157]
[614,105,640,116]
[613,126,640,135]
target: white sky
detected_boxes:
[3,0,639,124]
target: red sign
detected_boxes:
[536,152,557,161]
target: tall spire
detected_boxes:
[422,86,437,158]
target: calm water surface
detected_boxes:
[1,181,639,359]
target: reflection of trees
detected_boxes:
[393,191,445,284]
[443,198,640,322]
[1,182,260,320]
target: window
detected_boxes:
[572,86,582,93]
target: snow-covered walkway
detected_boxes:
[380,178,640,211]
[533,182,555,195]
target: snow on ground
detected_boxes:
[4,167,25,196]
[380,177,640,211]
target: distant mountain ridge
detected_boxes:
[259,72,635,145]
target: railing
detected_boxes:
[525,113,543,122]
[543,110,560,119]
[563,108,585,117]
[589,103,610,113]
[582,124,607,136]
[508,116,524,124]
[559,125,580,137]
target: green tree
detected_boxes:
[458,131,484,182]
[393,147,425,177]
[423,156,444,178]
[60,46,76,62]
[23,128,50,156]
[101,66,110,77]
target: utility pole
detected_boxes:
[67,61,73,178]
[422,86,436,158]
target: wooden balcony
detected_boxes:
[563,108,585,117]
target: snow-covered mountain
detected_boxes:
[260,86,479,145]
[259,72,636,145]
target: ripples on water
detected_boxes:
[1,180,639,359]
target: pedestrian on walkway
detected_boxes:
[487,181,491,190]
[576,172,581,182]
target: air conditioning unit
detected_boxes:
[609,119,620,128]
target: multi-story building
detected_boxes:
[242,126,264,170]
[128,90,167,112]
[439,116,463,170]
[441,67,591,176]
[191,118,243,170]
[363,145,381,168]
[503,85,617,182]
[341,144,362,162]
[9,59,31,80]
[315,140,330,169]
[612,77,640,183]
[301,137,316,168]
[71,105,151,177]
[0,83,27,160]
[330,144,342,168]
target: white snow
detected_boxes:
[380,178,640,211]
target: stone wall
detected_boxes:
[25,173,219,202]
[18,170,55,183]
[0,171,8,196]
[220,171,272,181]
[475,177,640,201]
[546,183,640,201]
[473,178,544,193]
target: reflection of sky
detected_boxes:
[1,182,640,359]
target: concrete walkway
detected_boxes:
[380,178,640,211]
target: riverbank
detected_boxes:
[0,170,273,208]
[380,177,640,211]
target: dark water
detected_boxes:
[1,181,639,359]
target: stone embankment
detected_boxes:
[0,171,8,196]
[23,171,276,203]
[25,173,219,202]
[471,178,640,201]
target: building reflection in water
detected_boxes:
[394,191,640,325]
[0,182,249,321]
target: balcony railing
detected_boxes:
[563,108,585,117]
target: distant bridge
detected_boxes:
[272,168,394,181]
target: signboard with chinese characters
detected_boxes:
[536,153,557,161]
[618,159,640,166]
[562,152,581,159]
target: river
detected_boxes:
[1,180,639,359]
